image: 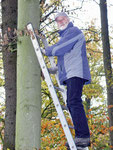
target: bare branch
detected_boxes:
[40,6,57,23]
[92,0,99,5]
[87,48,103,53]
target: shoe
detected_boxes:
[65,137,90,150]
[75,137,90,147]
[65,144,89,150]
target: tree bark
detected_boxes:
[16,0,41,150]
[100,0,113,149]
[2,0,17,149]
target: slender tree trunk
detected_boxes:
[100,0,113,149]
[2,0,17,149]
[16,0,41,150]
[85,98,91,115]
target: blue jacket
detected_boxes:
[45,22,91,85]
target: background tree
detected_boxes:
[100,0,113,149]
[1,0,17,149]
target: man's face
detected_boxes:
[56,16,69,30]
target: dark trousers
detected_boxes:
[65,77,90,138]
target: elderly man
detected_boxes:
[43,12,91,149]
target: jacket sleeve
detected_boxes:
[45,28,84,56]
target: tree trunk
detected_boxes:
[16,0,41,150]
[100,0,113,149]
[2,0,17,149]
[85,98,91,115]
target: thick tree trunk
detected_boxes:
[16,0,41,150]
[2,0,17,150]
[100,0,113,149]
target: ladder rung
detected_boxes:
[69,125,74,129]
[54,86,64,92]
[61,105,68,111]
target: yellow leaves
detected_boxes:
[83,81,103,99]
[50,0,60,5]
[85,105,111,149]
[101,125,105,128]
[66,118,72,124]
[41,109,111,149]
[60,133,65,139]
[109,126,113,131]
[0,77,5,86]
[91,124,96,130]
[88,108,92,112]
[46,146,50,150]
[41,118,67,149]
[106,116,110,120]
[86,114,93,119]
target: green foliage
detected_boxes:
[87,105,110,149]
[41,104,110,149]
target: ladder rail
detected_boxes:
[27,23,77,150]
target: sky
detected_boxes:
[63,0,113,29]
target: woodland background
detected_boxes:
[0,0,113,150]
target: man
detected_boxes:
[42,12,91,149]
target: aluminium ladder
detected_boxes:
[27,23,89,150]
